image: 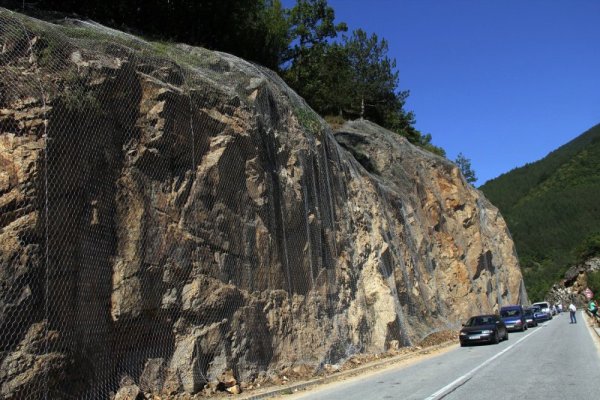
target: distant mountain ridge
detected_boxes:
[480,123,600,300]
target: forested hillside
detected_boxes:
[480,123,600,300]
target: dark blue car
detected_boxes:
[523,307,538,327]
[500,305,528,332]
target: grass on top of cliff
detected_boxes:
[324,114,346,130]
[3,9,225,75]
[294,106,324,137]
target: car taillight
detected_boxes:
[515,320,522,324]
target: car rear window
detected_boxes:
[467,316,495,326]
[501,309,520,317]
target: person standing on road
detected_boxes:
[569,302,577,323]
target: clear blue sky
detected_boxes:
[282,0,600,185]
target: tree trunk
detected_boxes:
[360,97,364,120]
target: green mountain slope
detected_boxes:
[480,123,600,300]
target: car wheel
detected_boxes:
[493,332,499,344]
[460,342,466,347]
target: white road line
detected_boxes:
[424,325,545,400]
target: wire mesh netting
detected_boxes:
[0,8,526,399]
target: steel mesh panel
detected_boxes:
[0,7,521,399]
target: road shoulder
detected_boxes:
[239,341,458,400]
[584,311,600,352]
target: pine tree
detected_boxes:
[455,152,477,184]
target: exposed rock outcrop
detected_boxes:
[0,9,527,398]
[547,257,600,307]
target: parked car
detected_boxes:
[500,305,528,332]
[523,307,538,327]
[532,301,553,321]
[530,305,549,323]
[459,314,508,346]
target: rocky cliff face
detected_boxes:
[0,9,527,398]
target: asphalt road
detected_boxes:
[289,311,600,400]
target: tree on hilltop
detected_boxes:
[283,0,347,95]
[455,152,477,184]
